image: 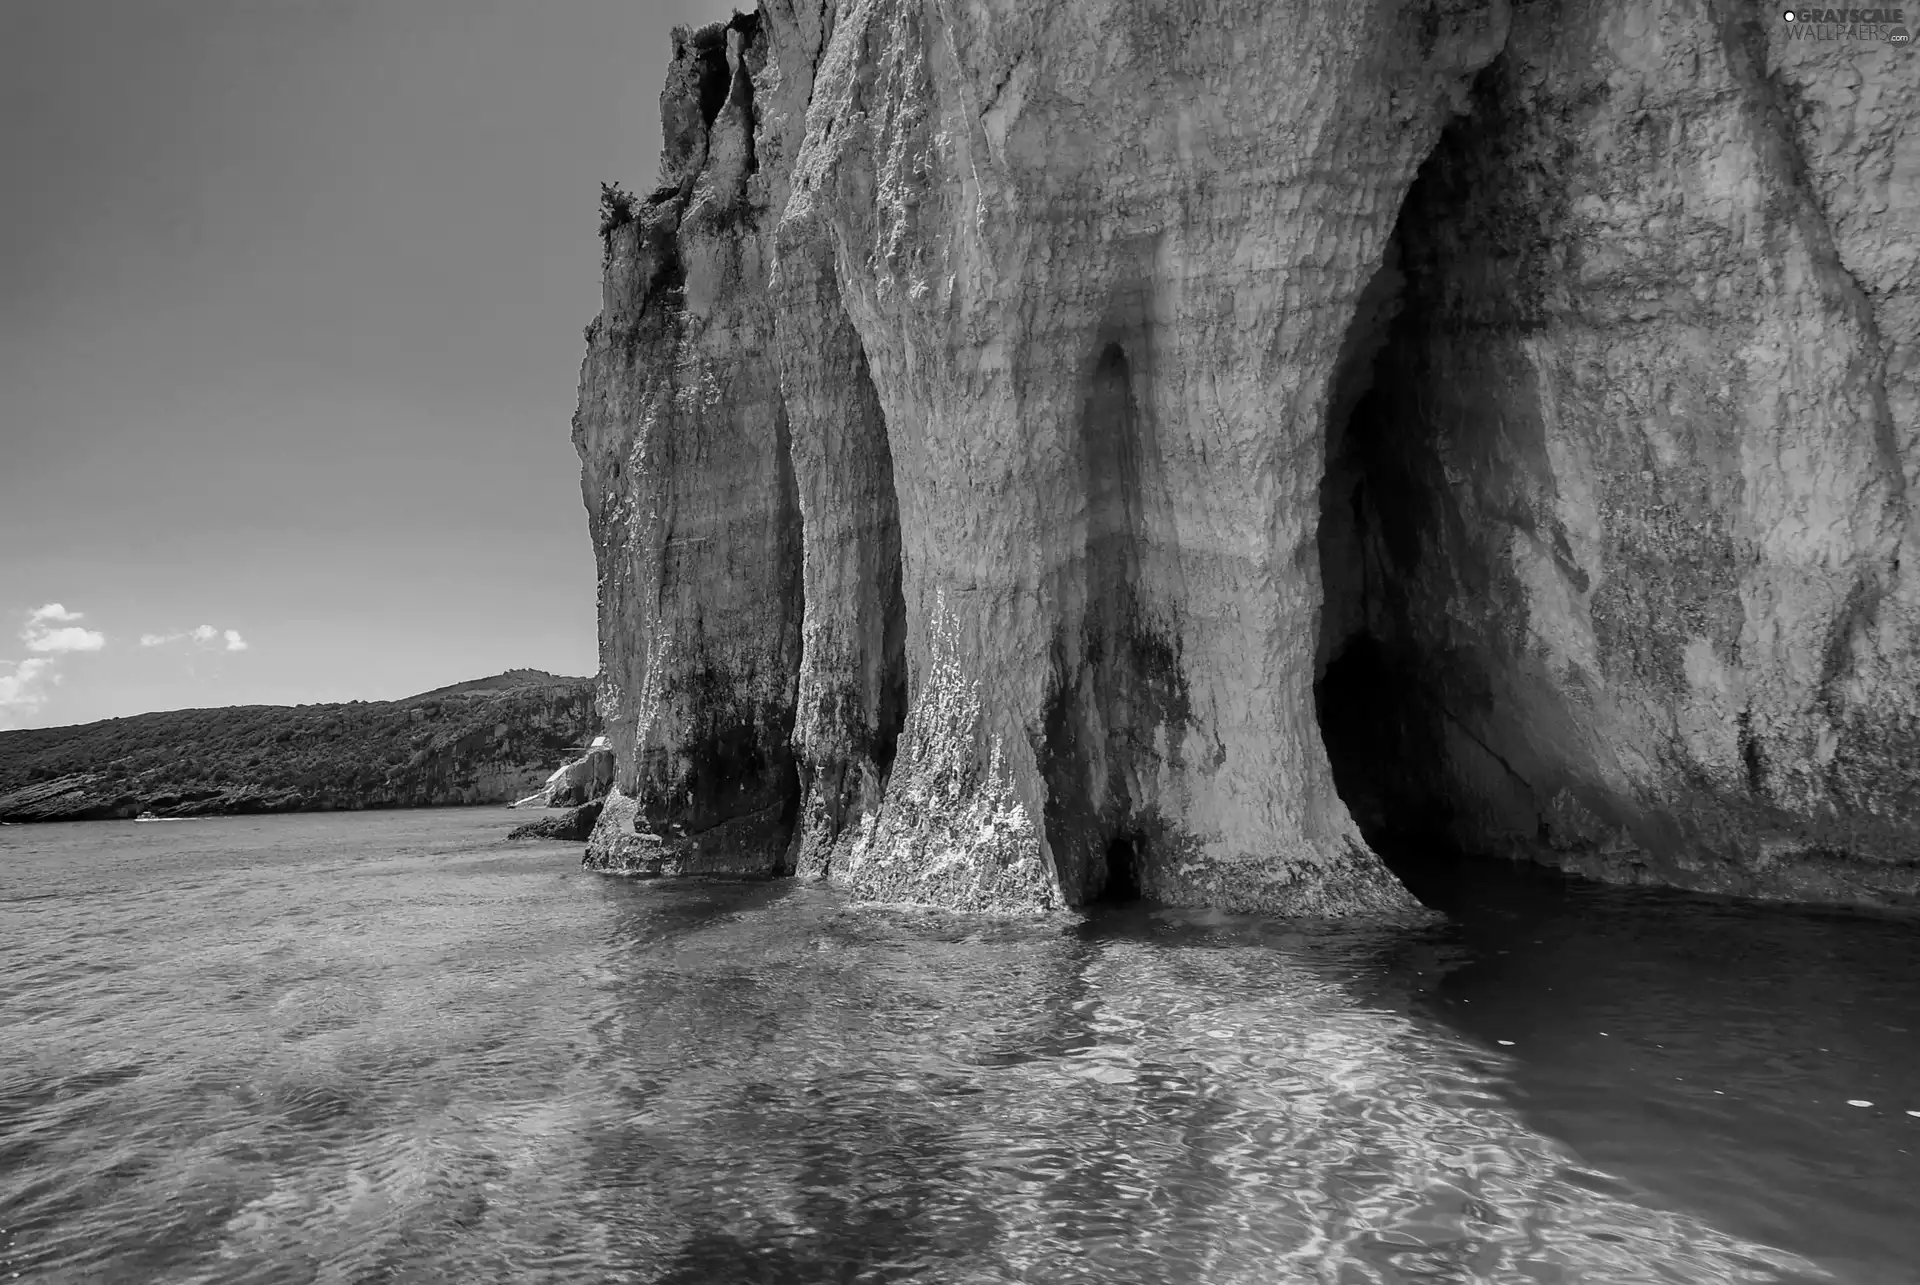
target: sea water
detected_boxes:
[2,809,1916,1283]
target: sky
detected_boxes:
[0,0,743,729]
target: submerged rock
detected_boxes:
[575,0,1919,912]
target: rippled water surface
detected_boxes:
[2,810,1917,1283]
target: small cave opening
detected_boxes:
[686,19,748,127]
[1044,335,1185,907]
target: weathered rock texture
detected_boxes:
[1316,1,1920,905]
[577,0,1918,911]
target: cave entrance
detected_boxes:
[1316,60,1589,896]
[1311,140,1467,874]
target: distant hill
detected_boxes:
[405,668,590,702]
[0,672,600,823]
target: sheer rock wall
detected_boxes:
[577,0,1919,911]
[576,10,818,875]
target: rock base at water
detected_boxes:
[580,787,789,878]
[508,800,604,842]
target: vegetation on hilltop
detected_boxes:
[404,668,588,702]
[0,671,598,821]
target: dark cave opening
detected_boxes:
[1312,129,1478,870]
[874,574,907,782]
[871,350,910,786]
[687,16,755,127]
[1313,59,1604,887]
[1315,634,1453,849]
[1093,834,1143,904]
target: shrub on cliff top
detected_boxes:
[599,182,636,238]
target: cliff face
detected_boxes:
[577,0,1919,912]
[1315,1,1920,903]
[576,10,813,877]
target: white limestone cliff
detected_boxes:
[576,0,1919,912]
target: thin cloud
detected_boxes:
[140,623,251,652]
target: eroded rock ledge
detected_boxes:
[576,0,1918,913]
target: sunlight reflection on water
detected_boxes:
[0,810,1907,1283]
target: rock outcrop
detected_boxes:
[540,739,617,807]
[574,11,810,878]
[509,798,605,842]
[576,0,1919,912]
